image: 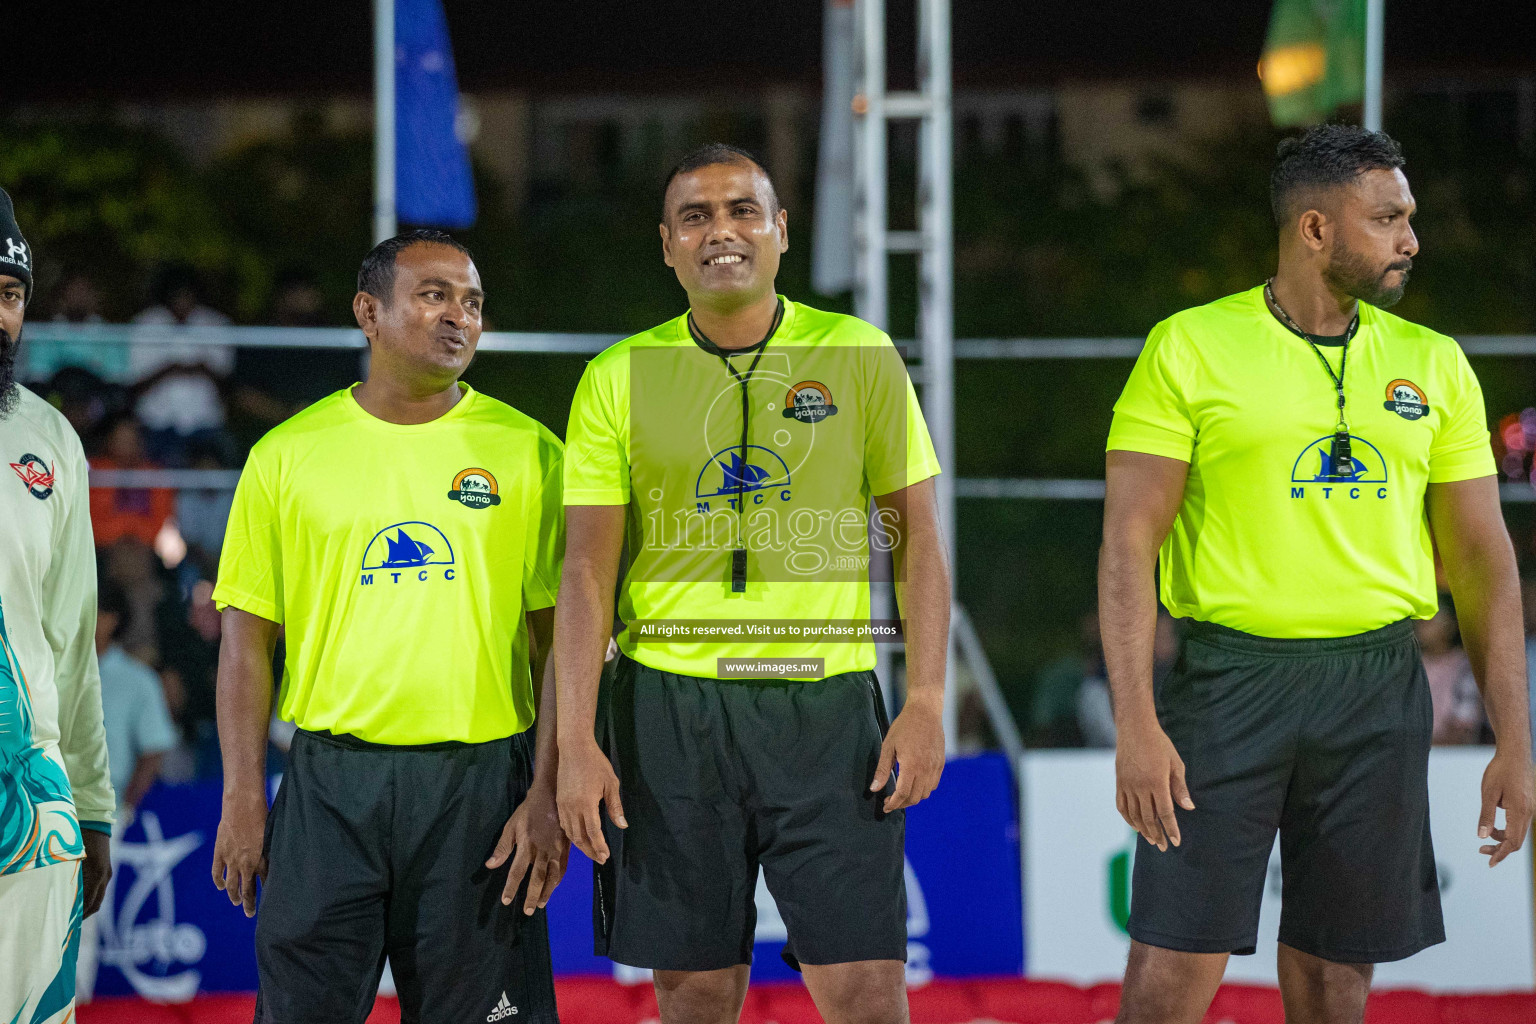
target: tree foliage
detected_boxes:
[0,121,243,315]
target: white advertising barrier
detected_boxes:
[1022,747,1534,990]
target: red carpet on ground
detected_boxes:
[75,978,1536,1024]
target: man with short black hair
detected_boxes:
[212,229,567,1024]
[0,185,116,1024]
[556,144,950,1024]
[1101,124,1534,1023]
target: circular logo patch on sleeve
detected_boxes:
[1384,379,1429,420]
[448,467,500,508]
[10,453,54,500]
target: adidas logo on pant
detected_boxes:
[487,992,518,1020]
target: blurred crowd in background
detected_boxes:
[24,261,357,818]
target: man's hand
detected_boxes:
[1478,749,1535,867]
[871,695,945,813]
[81,829,112,918]
[488,781,570,915]
[1116,719,1194,852]
[556,738,626,865]
[211,787,268,917]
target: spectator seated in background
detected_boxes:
[89,410,175,550]
[1416,598,1486,745]
[131,261,232,330]
[1030,610,1103,747]
[150,571,284,779]
[270,264,326,327]
[130,262,234,465]
[233,263,363,413]
[29,270,126,384]
[175,435,235,574]
[90,410,175,661]
[38,364,124,440]
[95,579,178,816]
[155,578,223,780]
[49,270,106,325]
[1078,611,1180,749]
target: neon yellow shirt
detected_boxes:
[564,298,941,678]
[214,384,564,744]
[1108,285,1495,639]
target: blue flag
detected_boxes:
[395,0,477,228]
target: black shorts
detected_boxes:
[595,655,907,971]
[255,729,557,1024]
[1129,619,1444,964]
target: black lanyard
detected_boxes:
[687,299,784,592]
[1265,280,1360,475]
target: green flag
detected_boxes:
[1260,0,1366,127]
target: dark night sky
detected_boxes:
[14,1,1535,101]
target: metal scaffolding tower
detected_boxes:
[853,0,956,555]
[853,0,1023,765]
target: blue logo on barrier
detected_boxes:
[89,755,1023,998]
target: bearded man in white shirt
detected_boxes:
[0,185,116,1024]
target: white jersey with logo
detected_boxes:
[0,386,113,877]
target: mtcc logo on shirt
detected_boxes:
[359,521,457,585]
[1290,435,1389,501]
[694,444,793,513]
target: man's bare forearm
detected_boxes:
[1099,451,1189,734]
[533,659,559,782]
[217,609,279,797]
[1445,542,1530,759]
[1429,477,1533,760]
[528,608,560,788]
[554,567,615,749]
[885,482,950,709]
[1098,540,1161,731]
[555,506,626,751]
